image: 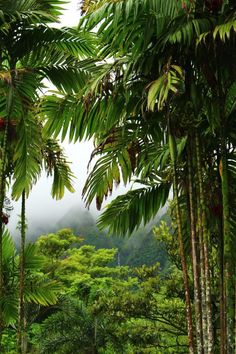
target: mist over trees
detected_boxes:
[0,0,236,353]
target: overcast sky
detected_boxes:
[8,1,126,235]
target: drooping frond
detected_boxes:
[81,0,180,31]
[24,278,60,306]
[24,243,46,270]
[82,111,164,210]
[147,64,185,111]
[225,81,236,117]
[1,231,19,325]
[17,26,95,64]
[42,78,127,141]
[83,147,132,210]
[0,0,67,23]
[2,228,15,261]
[97,183,170,235]
[19,243,61,306]
[213,18,236,41]
[1,294,18,325]
[11,113,42,199]
[43,139,75,200]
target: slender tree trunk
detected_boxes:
[0,139,7,352]
[0,86,13,351]
[197,197,208,352]
[194,137,207,351]
[195,133,214,353]
[233,277,236,353]
[168,121,195,354]
[219,238,226,354]
[216,152,226,354]
[220,136,234,353]
[17,190,26,354]
[187,145,204,354]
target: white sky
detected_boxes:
[60,0,81,27]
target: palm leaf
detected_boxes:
[1,294,18,325]
[24,243,46,270]
[97,183,170,235]
[2,228,16,262]
[213,18,236,41]
[43,139,75,200]
[24,278,60,306]
[0,0,67,23]
[225,81,236,117]
[17,26,95,64]
[147,64,184,111]
[12,113,42,199]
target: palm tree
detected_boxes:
[17,135,76,354]
[42,0,236,352]
[0,228,62,353]
[0,1,95,352]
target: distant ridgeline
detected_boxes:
[30,206,170,271]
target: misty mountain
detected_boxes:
[14,204,169,269]
[57,205,169,269]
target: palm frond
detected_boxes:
[225,81,236,117]
[43,139,75,200]
[83,149,132,210]
[12,113,42,199]
[147,64,184,111]
[97,183,170,235]
[17,26,95,63]
[213,17,236,41]
[166,17,214,46]
[0,0,67,23]
[81,0,180,32]
[2,228,16,262]
[1,294,18,325]
[41,67,89,94]
[24,279,60,306]
[23,243,46,270]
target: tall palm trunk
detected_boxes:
[220,135,234,353]
[0,86,13,350]
[195,133,214,353]
[18,190,26,354]
[0,125,8,352]
[187,144,204,354]
[216,151,226,354]
[219,227,226,354]
[197,192,208,352]
[168,119,194,354]
[194,137,207,352]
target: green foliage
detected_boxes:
[31,228,188,354]
[147,64,184,111]
[0,229,61,331]
[12,114,42,199]
[36,228,82,259]
[153,219,180,268]
[54,208,169,269]
[1,0,236,353]
[0,0,95,204]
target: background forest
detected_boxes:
[0,0,236,353]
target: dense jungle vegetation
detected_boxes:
[0,0,236,353]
